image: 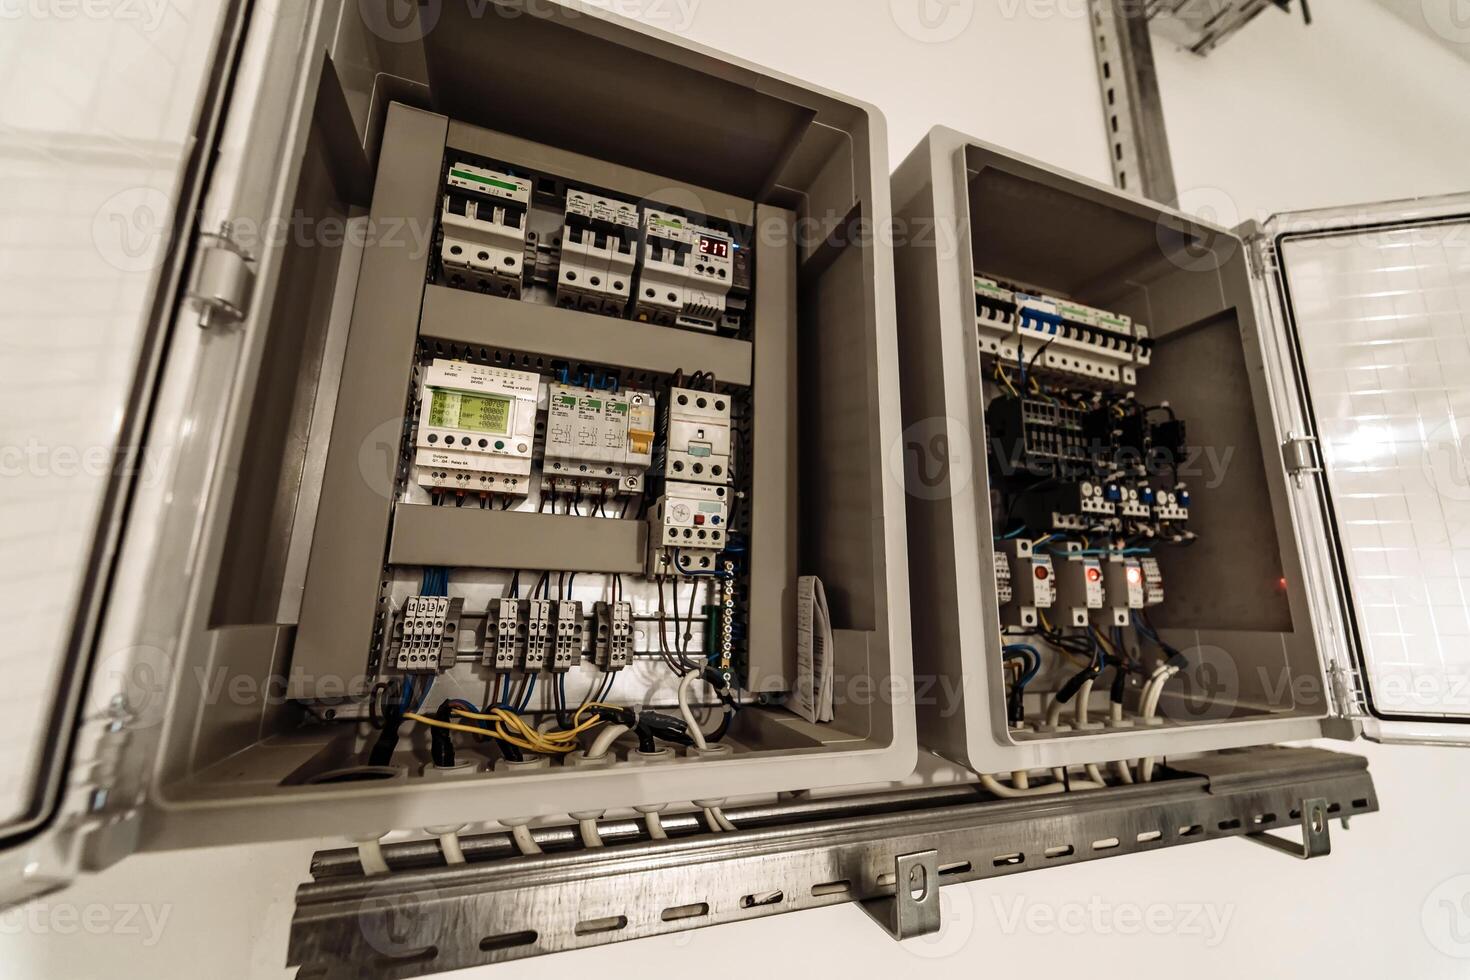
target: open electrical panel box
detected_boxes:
[892,126,1470,781]
[0,0,912,883]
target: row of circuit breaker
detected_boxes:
[439,160,750,335]
[394,598,633,675]
[413,358,733,575]
[993,538,1164,631]
[975,275,1153,386]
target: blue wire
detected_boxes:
[414,678,434,713]
[517,674,537,713]
[1003,644,1042,686]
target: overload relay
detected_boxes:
[648,385,735,576]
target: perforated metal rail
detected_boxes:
[287,746,1376,978]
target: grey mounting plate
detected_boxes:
[287,747,1375,977]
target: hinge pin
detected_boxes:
[188,220,256,329]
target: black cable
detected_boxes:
[368,682,391,730]
[683,578,700,656]
[429,701,456,769]
[1025,336,1056,378]
[368,679,410,766]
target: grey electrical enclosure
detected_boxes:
[1,0,913,886]
[891,126,1470,777]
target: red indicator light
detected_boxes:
[1278,577,1288,591]
[1086,567,1102,583]
[1035,565,1049,581]
[1127,567,1143,585]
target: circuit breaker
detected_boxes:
[555,189,639,315]
[440,161,532,297]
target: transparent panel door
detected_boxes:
[1269,195,1470,740]
[0,0,232,840]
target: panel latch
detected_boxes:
[862,850,941,941]
[187,221,256,329]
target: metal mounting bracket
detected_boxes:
[1247,797,1332,859]
[861,850,941,941]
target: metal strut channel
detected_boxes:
[286,747,1376,978]
[1089,0,1178,204]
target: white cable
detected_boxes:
[1045,696,1066,731]
[678,670,710,750]
[701,807,723,832]
[510,823,542,855]
[586,723,631,761]
[981,773,1065,798]
[426,825,467,866]
[1085,763,1106,785]
[644,810,668,840]
[1143,665,1179,718]
[1075,679,1095,728]
[1114,760,1135,784]
[438,832,465,865]
[355,838,390,876]
[1137,665,1181,783]
[712,807,738,832]
[1012,770,1030,790]
[578,817,603,848]
[1109,701,1125,725]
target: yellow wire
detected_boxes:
[405,701,631,756]
[404,713,557,753]
[993,363,1019,398]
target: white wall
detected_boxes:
[10,1,1470,978]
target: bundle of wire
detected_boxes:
[405,699,619,755]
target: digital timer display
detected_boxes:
[428,389,512,435]
[698,235,730,259]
